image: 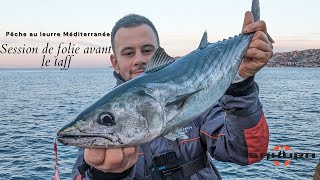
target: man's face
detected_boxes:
[110,24,158,81]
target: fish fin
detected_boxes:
[164,129,189,141]
[145,47,176,74]
[251,0,274,43]
[198,31,209,50]
[165,88,203,108]
[251,0,260,22]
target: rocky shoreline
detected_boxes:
[267,49,320,67]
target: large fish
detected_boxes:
[57,0,265,148]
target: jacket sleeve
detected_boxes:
[199,77,269,165]
[71,148,137,180]
[71,148,86,180]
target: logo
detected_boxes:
[179,126,192,133]
[272,145,292,166]
[249,145,316,167]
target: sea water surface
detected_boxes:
[0,68,319,180]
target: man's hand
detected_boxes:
[238,11,273,79]
[84,147,138,173]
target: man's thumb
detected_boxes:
[242,11,254,33]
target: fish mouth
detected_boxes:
[57,132,123,145]
[58,134,113,142]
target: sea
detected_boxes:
[0,67,319,180]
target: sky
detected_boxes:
[0,0,319,68]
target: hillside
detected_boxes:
[267,49,320,67]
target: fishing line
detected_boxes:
[53,137,61,180]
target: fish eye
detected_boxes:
[97,112,115,126]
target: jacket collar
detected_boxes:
[113,71,126,86]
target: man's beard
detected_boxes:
[130,65,146,75]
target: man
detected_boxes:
[72,12,272,179]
